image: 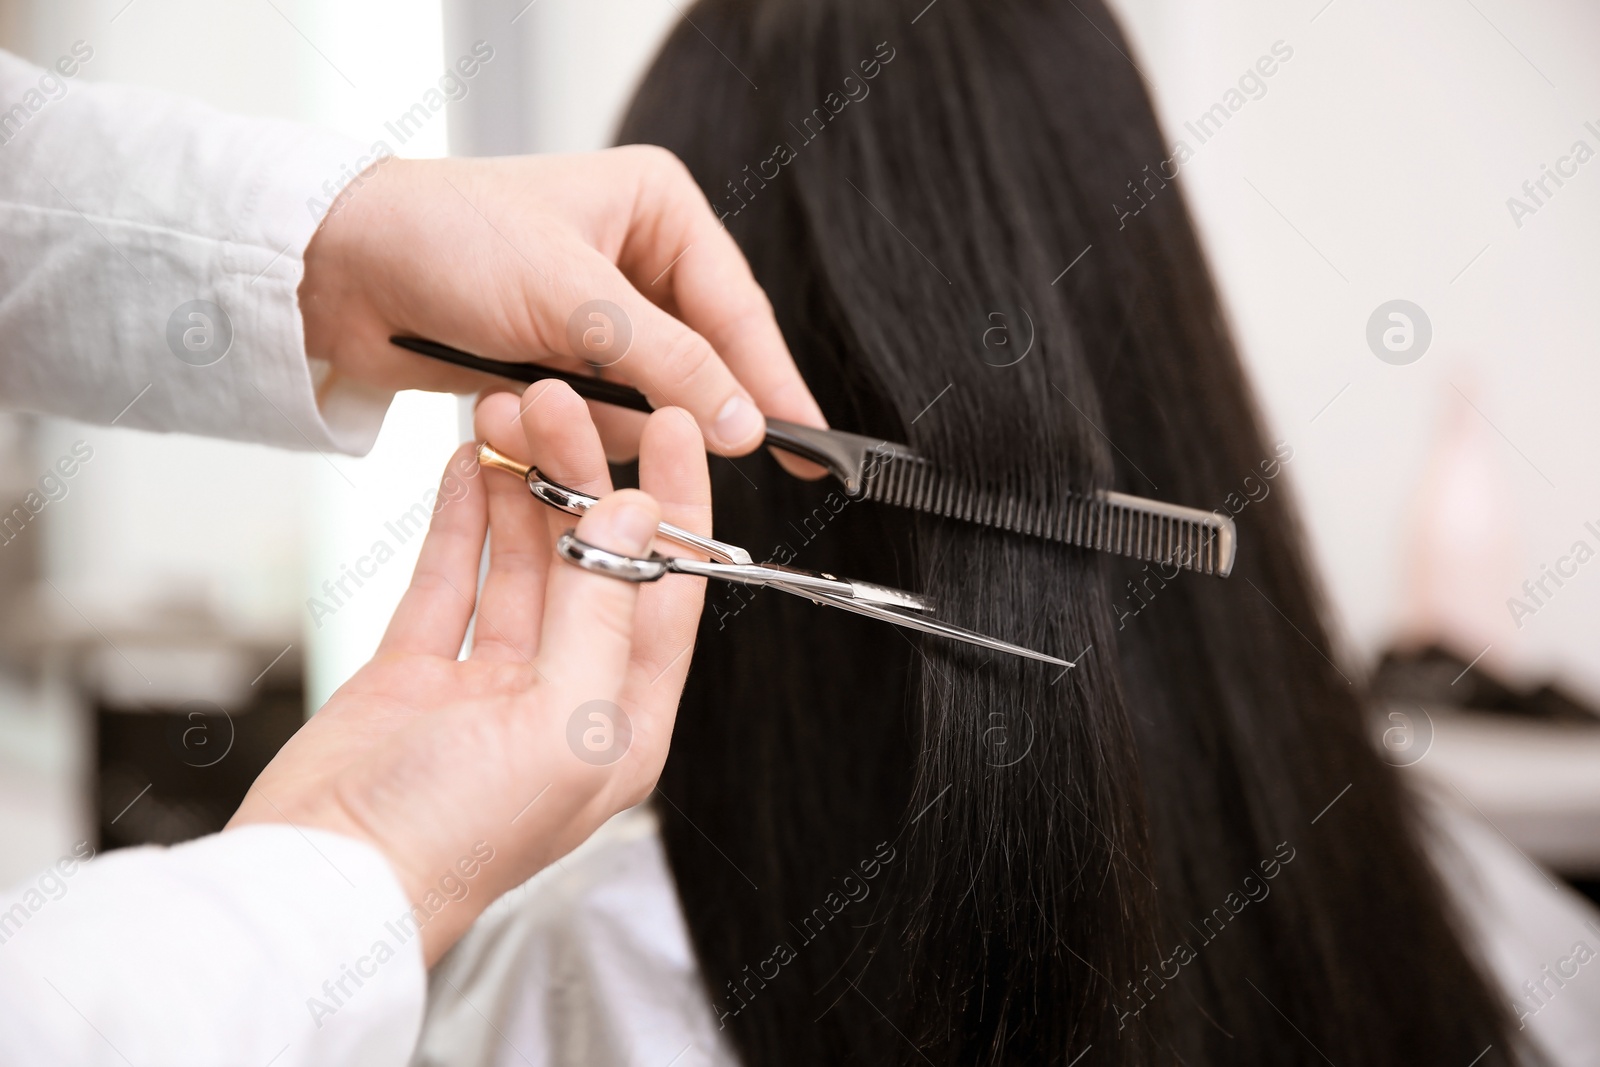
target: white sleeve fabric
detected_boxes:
[1424,795,1600,1065]
[0,45,393,454]
[414,806,740,1067]
[0,826,427,1067]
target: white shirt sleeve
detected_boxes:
[0,826,427,1067]
[0,44,394,454]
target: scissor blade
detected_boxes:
[773,582,1072,669]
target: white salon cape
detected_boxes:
[0,46,411,1066]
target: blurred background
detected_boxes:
[0,0,1595,888]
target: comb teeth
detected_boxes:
[859,453,1234,577]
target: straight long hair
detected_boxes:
[619,2,1525,1063]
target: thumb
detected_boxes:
[535,488,662,697]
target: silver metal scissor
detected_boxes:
[476,442,1072,669]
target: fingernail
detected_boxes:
[713,395,762,448]
[600,500,658,554]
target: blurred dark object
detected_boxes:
[95,658,303,849]
[0,413,44,675]
[1566,879,1600,910]
[1372,644,1598,723]
[8,568,306,851]
[92,639,305,849]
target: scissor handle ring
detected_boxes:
[555,532,670,583]
[527,471,596,515]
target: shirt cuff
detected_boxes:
[141,99,399,456]
[0,47,396,454]
[229,115,398,456]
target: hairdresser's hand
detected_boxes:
[228,386,711,964]
[298,148,826,469]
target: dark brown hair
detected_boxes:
[620,1,1524,1063]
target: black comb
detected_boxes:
[392,336,1236,577]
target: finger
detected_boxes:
[471,401,555,663]
[476,383,614,601]
[513,379,614,500]
[614,151,828,478]
[586,402,649,464]
[483,381,616,576]
[477,382,613,498]
[623,163,828,436]
[475,382,557,462]
[535,488,661,696]
[619,408,712,714]
[557,248,767,456]
[377,443,487,658]
[470,366,657,466]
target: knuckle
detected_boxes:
[408,571,467,603]
[489,541,544,573]
[508,660,544,689]
[637,146,709,215]
[581,589,640,651]
[472,627,534,661]
[618,773,659,812]
[640,143,692,182]
[618,143,689,186]
[657,330,721,399]
[713,303,770,350]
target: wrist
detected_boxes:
[296,157,498,396]
[385,839,499,967]
[298,159,392,369]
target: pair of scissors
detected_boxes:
[476,442,1073,669]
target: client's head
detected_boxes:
[619,1,1522,1064]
